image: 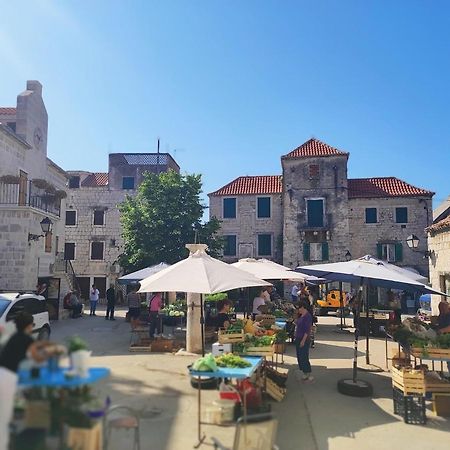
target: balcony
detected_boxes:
[0,181,61,217]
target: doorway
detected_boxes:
[76,277,90,303]
[93,277,106,301]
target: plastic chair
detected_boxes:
[104,405,140,450]
[211,413,279,450]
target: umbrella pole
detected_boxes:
[352,282,363,383]
[200,294,205,357]
[339,281,344,331]
[366,287,370,365]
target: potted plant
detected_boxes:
[67,336,91,378]
[273,329,288,354]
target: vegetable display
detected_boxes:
[225,320,244,334]
[215,354,251,368]
[192,353,218,372]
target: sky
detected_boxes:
[1,0,449,213]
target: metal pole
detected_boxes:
[200,294,205,357]
[339,281,344,331]
[156,138,160,175]
[366,286,370,365]
[352,281,363,383]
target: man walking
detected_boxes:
[106,285,116,320]
[89,284,100,316]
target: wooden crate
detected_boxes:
[432,394,450,416]
[218,329,244,344]
[245,346,274,356]
[255,314,275,327]
[425,375,450,394]
[129,344,152,353]
[391,366,425,395]
[265,378,286,402]
[151,338,174,353]
[411,347,450,360]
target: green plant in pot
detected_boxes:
[67,336,91,378]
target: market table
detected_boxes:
[18,367,110,387]
[189,356,263,448]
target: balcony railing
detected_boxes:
[0,181,61,217]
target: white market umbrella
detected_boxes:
[297,255,445,397]
[118,262,171,285]
[232,258,313,281]
[138,250,271,356]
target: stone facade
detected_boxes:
[0,81,68,317]
[65,154,180,301]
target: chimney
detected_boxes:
[26,80,42,96]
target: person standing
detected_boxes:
[0,313,53,450]
[291,284,299,302]
[127,286,141,329]
[252,289,266,320]
[295,301,314,382]
[106,285,116,320]
[89,284,100,316]
[149,292,163,338]
[69,291,83,318]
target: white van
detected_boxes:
[0,293,51,346]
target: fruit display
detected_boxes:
[161,300,186,317]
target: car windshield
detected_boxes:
[0,299,12,318]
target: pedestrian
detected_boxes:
[215,299,233,330]
[0,313,54,450]
[69,291,83,318]
[148,292,163,338]
[252,289,267,320]
[295,301,314,382]
[105,285,116,320]
[89,284,100,316]
[127,285,141,329]
[291,284,299,302]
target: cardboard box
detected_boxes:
[212,342,232,356]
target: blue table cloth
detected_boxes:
[189,356,262,380]
[275,319,287,328]
[18,367,110,387]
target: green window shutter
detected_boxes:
[257,197,271,218]
[321,242,329,261]
[394,243,403,262]
[376,243,383,259]
[303,243,310,261]
[223,198,236,218]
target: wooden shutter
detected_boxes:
[321,242,329,261]
[44,232,52,253]
[394,243,403,262]
[376,243,383,259]
[307,200,324,227]
[303,243,310,261]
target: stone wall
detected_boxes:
[209,193,283,262]
[348,196,432,276]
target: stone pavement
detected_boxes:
[51,308,450,450]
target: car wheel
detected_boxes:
[190,376,220,390]
[37,326,50,340]
[337,378,373,397]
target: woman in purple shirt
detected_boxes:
[295,301,314,382]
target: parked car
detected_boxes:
[0,292,51,346]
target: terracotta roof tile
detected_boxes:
[348,177,434,198]
[81,173,109,187]
[209,176,282,196]
[283,138,349,159]
[427,215,450,233]
[0,107,17,115]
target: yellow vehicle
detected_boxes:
[316,290,347,315]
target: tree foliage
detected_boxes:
[119,171,222,272]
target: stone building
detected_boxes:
[209,138,433,280]
[65,153,180,301]
[0,81,69,318]
[427,196,450,313]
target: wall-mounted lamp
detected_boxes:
[406,234,432,258]
[28,217,53,242]
[345,250,352,261]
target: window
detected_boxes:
[377,243,403,262]
[44,231,52,253]
[223,235,237,256]
[365,208,377,224]
[65,210,77,226]
[257,234,272,256]
[257,197,271,218]
[396,207,408,223]
[306,199,324,227]
[64,243,75,260]
[303,242,329,261]
[93,209,105,226]
[55,236,59,256]
[91,241,104,260]
[223,198,237,219]
[309,164,320,179]
[69,176,80,189]
[122,177,135,190]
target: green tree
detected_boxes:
[119,171,222,272]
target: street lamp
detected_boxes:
[405,234,431,258]
[28,217,53,242]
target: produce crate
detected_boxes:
[425,375,450,394]
[411,347,450,360]
[151,338,174,353]
[432,393,450,417]
[392,388,426,424]
[129,341,152,353]
[218,328,244,344]
[265,366,288,388]
[391,366,425,395]
[265,378,286,402]
[255,314,276,327]
[244,346,274,356]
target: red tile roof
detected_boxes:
[348,177,434,198]
[0,107,17,115]
[427,215,450,234]
[283,138,349,159]
[81,173,109,187]
[209,176,282,196]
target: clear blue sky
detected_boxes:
[1,0,449,211]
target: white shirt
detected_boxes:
[253,296,266,314]
[90,289,100,301]
[291,285,299,297]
